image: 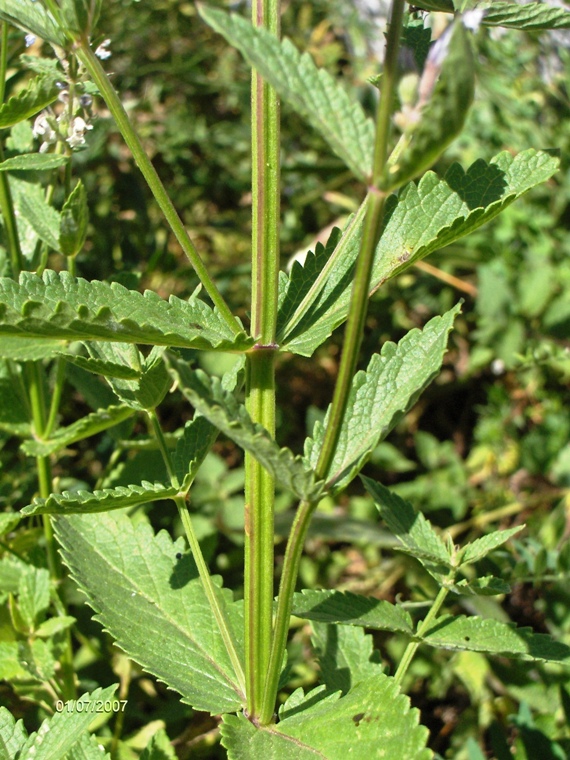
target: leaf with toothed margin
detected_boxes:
[172,355,245,489]
[20,403,135,457]
[278,150,559,356]
[220,674,431,759]
[54,512,245,715]
[482,2,570,30]
[166,353,323,502]
[20,481,179,517]
[304,305,460,494]
[421,615,570,664]
[292,589,414,634]
[199,5,374,181]
[0,153,69,172]
[14,686,117,760]
[0,706,27,759]
[0,270,252,352]
[310,622,384,696]
[0,74,60,127]
[362,477,451,581]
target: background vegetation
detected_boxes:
[1,1,570,758]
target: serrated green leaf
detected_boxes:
[0,642,29,680]
[20,54,63,77]
[60,180,89,257]
[279,150,559,356]
[0,270,253,351]
[0,706,27,758]
[19,190,61,251]
[66,733,111,760]
[482,2,570,30]
[21,481,178,517]
[199,5,374,181]
[36,615,76,638]
[404,18,432,73]
[459,526,524,566]
[311,622,384,695]
[0,335,67,361]
[18,686,117,760]
[385,21,474,191]
[0,361,30,435]
[18,566,50,629]
[0,512,21,536]
[0,76,60,129]
[276,205,366,351]
[21,403,135,457]
[0,153,69,172]
[451,575,511,596]
[0,555,28,594]
[166,354,323,501]
[72,343,173,411]
[110,347,172,411]
[172,415,219,488]
[60,0,101,35]
[422,614,570,664]
[305,305,460,492]
[292,589,413,634]
[220,674,431,759]
[276,227,342,339]
[64,350,142,380]
[139,728,176,760]
[19,638,56,680]
[278,685,336,721]
[9,594,30,635]
[362,477,451,577]
[6,177,51,262]
[54,512,245,714]
[0,1,65,46]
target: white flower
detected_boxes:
[67,116,93,148]
[463,9,485,33]
[33,113,57,142]
[25,34,36,47]
[95,39,112,60]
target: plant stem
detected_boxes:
[26,361,77,701]
[147,410,246,698]
[261,0,405,723]
[260,497,308,724]
[315,0,404,481]
[74,43,241,336]
[44,358,67,438]
[244,0,281,720]
[393,584,450,687]
[244,348,277,719]
[147,409,178,487]
[174,495,246,699]
[0,24,24,275]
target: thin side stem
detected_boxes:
[26,361,77,701]
[147,409,178,486]
[147,410,246,697]
[44,359,67,438]
[261,0,406,723]
[175,495,246,699]
[245,0,281,721]
[259,498,309,724]
[315,0,405,480]
[0,24,24,275]
[393,584,450,687]
[75,43,240,336]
